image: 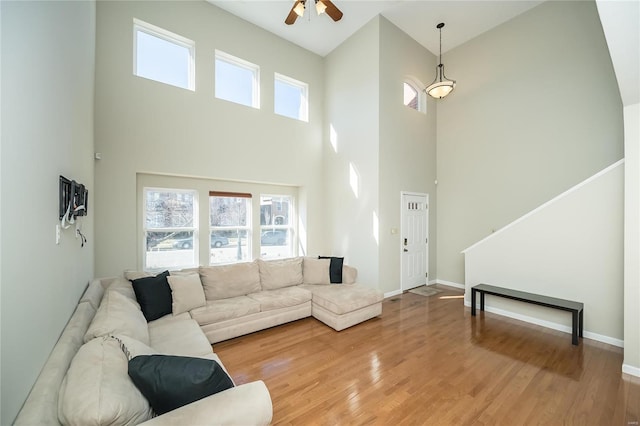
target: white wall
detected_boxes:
[623,104,639,374]
[323,18,380,287]
[437,0,624,285]
[0,1,95,423]
[464,161,624,343]
[378,17,437,294]
[94,1,325,276]
[596,0,640,377]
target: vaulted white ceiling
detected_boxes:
[207,0,544,57]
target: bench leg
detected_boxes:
[471,289,476,316]
[480,292,485,311]
[579,309,584,338]
[572,311,579,345]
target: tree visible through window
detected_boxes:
[209,192,252,264]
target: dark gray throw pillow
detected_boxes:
[319,256,344,283]
[130,270,172,321]
[128,355,234,415]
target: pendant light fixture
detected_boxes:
[425,22,456,99]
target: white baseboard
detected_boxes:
[384,289,403,298]
[433,279,465,289]
[622,363,640,378]
[464,301,624,348]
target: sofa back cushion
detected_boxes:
[302,257,331,285]
[58,336,154,426]
[257,258,303,290]
[84,290,150,345]
[199,262,261,300]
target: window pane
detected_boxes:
[210,229,249,264]
[210,196,249,227]
[403,82,419,110]
[275,78,307,121]
[135,27,193,90]
[215,52,258,108]
[145,231,195,269]
[260,196,290,226]
[260,195,293,260]
[260,229,292,260]
[146,190,194,228]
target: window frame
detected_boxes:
[259,194,296,260]
[274,73,309,122]
[142,187,199,271]
[214,50,260,109]
[133,18,195,91]
[403,78,426,114]
[209,191,253,265]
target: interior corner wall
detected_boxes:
[94,1,324,277]
[324,18,380,287]
[436,0,624,285]
[0,1,96,423]
[378,17,437,294]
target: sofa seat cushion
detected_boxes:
[300,284,383,315]
[199,262,261,300]
[148,319,213,358]
[58,336,153,426]
[190,296,261,326]
[247,287,312,312]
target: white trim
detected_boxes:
[464,300,624,348]
[274,72,309,122]
[434,279,465,289]
[133,18,195,91]
[215,50,260,109]
[403,77,427,114]
[622,364,640,378]
[462,159,625,254]
[384,289,403,298]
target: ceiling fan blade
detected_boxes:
[323,0,343,22]
[285,1,301,25]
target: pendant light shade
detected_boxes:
[425,23,456,99]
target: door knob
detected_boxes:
[403,248,408,252]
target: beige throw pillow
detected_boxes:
[257,258,304,290]
[167,273,206,315]
[303,257,331,284]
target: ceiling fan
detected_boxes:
[285,0,343,25]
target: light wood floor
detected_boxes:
[214,284,640,425]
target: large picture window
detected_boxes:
[260,195,294,260]
[144,188,198,270]
[209,192,252,264]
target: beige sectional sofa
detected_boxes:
[14,256,382,425]
[192,257,383,343]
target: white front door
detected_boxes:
[401,192,429,291]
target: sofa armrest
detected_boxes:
[343,264,358,284]
[139,381,272,426]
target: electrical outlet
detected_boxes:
[56,225,61,245]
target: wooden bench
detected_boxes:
[471,283,584,345]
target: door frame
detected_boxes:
[400,191,429,292]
